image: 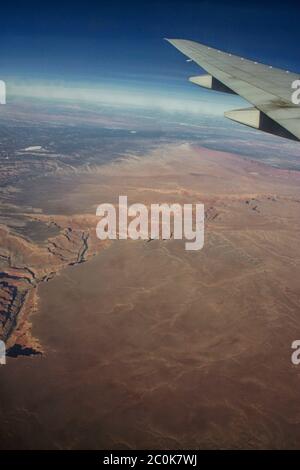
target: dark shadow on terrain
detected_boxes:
[7,344,42,358]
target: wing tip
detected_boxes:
[164,38,183,44]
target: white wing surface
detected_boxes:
[166,38,300,141]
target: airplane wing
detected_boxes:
[166,38,300,141]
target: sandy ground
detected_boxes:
[1,143,300,449]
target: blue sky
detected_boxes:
[1,0,299,109]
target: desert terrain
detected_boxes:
[1,138,300,448]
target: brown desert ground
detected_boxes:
[1,143,300,449]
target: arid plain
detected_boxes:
[1,132,300,449]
